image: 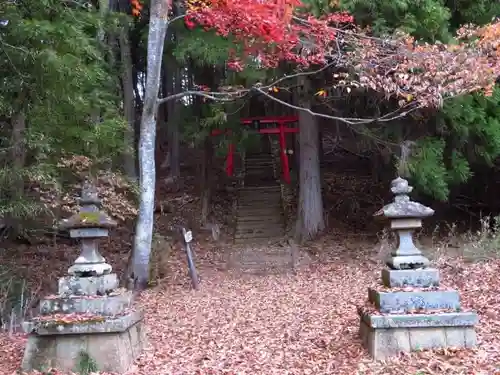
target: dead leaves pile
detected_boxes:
[4,244,500,375]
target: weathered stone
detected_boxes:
[23,310,143,335]
[360,310,478,329]
[359,321,476,360]
[382,268,440,288]
[378,178,435,219]
[59,183,117,231]
[21,318,145,373]
[369,289,460,313]
[409,328,446,350]
[387,254,430,270]
[390,218,422,229]
[360,177,478,359]
[40,292,132,316]
[58,274,119,296]
[465,327,477,347]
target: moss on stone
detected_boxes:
[78,211,101,224]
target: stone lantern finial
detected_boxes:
[59,183,117,276]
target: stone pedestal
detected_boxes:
[359,178,478,359]
[21,184,145,373]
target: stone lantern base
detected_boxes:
[21,273,145,373]
[358,268,478,359]
[21,312,144,373]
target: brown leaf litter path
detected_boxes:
[4,244,500,375]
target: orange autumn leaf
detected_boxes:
[315,89,327,97]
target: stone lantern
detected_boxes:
[61,182,116,277]
[21,183,144,373]
[358,177,478,359]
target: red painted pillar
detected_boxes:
[226,142,234,177]
[279,121,290,184]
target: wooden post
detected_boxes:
[279,121,291,184]
[226,142,234,176]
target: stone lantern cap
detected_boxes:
[374,177,434,220]
[59,183,117,231]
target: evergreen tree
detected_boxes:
[0,0,127,232]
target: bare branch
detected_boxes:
[253,87,422,125]
[168,14,186,24]
[156,90,248,105]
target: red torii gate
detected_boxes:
[210,115,299,184]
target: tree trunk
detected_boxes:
[200,137,213,226]
[118,13,137,180]
[8,111,26,233]
[295,107,324,243]
[132,0,169,291]
[167,64,181,180]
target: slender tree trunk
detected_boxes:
[295,106,324,243]
[167,63,181,180]
[118,13,137,180]
[159,55,172,170]
[200,137,213,226]
[132,0,169,291]
[8,111,26,233]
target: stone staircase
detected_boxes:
[234,152,285,244]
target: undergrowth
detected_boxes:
[376,215,500,262]
[0,264,34,334]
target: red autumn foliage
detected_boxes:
[185,0,353,68]
[131,0,500,107]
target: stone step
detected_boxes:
[235,233,285,240]
[245,161,274,165]
[245,156,274,162]
[237,211,283,218]
[238,195,281,201]
[235,224,284,231]
[368,288,461,314]
[240,188,281,194]
[238,203,282,208]
[238,202,282,208]
[236,216,284,223]
[235,225,285,236]
[239,194,281,198]
[234,238,284,245]
[245,170,274,174]
[240,185,281,191]
[238,210,282,215]
[236,226,285,234]
[245,162,274,167]
[237,206,282,212]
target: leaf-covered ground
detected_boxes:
[2,238,500,375]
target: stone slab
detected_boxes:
[382,268,440,288]
[360,310,479,328]
[387,254,430,269]
[58,274,119,296]
[369,288,460,313]
[23,310,143,336]
[390,218,422,229]
[21,315,145,373]
[70,228,109,238]
[40,293,133,316]
[359,321,476,360]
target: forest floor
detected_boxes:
[2,229,500,375]
[1,160,500,374]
